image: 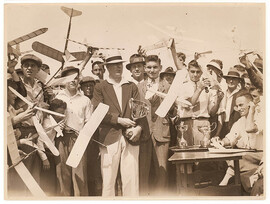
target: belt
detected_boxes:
[63,128,77,134]
[180,117,209,121]
[63,129,78,138]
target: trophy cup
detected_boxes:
[197,122,217,148]
[176,121,188,149]
[124,98,149,140]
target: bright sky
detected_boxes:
[4,3,265,78]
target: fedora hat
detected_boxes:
[222,67,241,79]
[207,60,222,72]
[126,54,145,70]
[160,67,176,78]
[103,50,125,65]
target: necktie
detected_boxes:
[147,79,155,88]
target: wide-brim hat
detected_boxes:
[103,50,125,65]
[21,54,42,67]
[222,67,241,79]
[160,67,176,78]
[80,76,96,84]
[126,54,145,70]
[206,61,222,72]
[61,66,80,77]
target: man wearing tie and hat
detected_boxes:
[92,50,149,196]
[215,67,243,139]
[126,54,146,85]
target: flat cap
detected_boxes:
[80,76,96,84]
[61,66,80,77]
[21,54,42,67]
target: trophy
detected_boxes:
[176,121,188,149]
[197,122,217,148]
[124,98,149,140]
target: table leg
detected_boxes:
[234,159,240,185]
[176,164,189,195]
[187,163,194,188]
[176,164,181,194]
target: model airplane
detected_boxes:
[7,27,48,60]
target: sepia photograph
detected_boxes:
[3,1,266,200]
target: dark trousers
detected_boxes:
[151,136,169,194]
[87,131,102,196]
[40,149,57,196]
[139,138,152,196]
[220,122,230,139]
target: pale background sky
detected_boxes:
[4,3,265,79]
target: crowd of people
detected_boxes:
[6,38,264,197]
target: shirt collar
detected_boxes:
[23,78,40,88]
[226,86,241,97]
[147,77,159,84]
[106,77,130,86]
[60,89,82,98]
[186,77,199,86]
[131,78,144,85]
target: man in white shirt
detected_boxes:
[178,60,222,146]
[92,51,148,196]
[55,66,92,196]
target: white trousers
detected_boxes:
[99,135,139,197]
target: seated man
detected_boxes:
[212,92,263,186]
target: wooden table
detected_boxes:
[169,151,243,196]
